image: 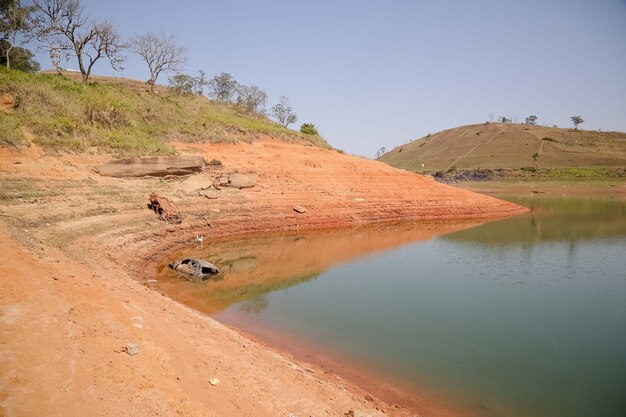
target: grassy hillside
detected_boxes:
[0,67,330,156]
[380,123,626,179]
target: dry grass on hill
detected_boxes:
[380,123,626,179]
[0,67,330,156]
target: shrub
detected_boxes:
[300,123,319,135]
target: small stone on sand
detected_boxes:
[124,343,140,356]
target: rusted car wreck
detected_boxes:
[169,258,220,280]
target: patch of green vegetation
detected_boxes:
[541,167,626,181]
[0,67,331,156]
[0,178,55,203]
[0,112,24,147]
[504,167,626,182]
[428,167,626,183]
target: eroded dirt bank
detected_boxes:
[0,140,527,417]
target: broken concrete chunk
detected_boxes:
[95,156,205,178]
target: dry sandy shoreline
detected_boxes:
[0,140,528,417]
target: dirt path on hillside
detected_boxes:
[0,140,527,417]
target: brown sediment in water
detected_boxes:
[0,139,528,417]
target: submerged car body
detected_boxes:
[169,258,220,280]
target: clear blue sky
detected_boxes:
[34,0,626,157]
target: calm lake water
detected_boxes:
[158,196,626,417]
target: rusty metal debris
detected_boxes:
[148,193,182,224]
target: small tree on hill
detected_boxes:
[169,71,208,96]
[208,72,238,103]
[169,73,194,95]
[271,96,297,128]
[0,0,33,70]
[299,123,318,135]
[131,32,188,93]
[525,115,538,125]
[571,116,584,130]
[236,84,267,114]
[32,0,125,83]
[375,146,386,159]
[498,116,511,123]
[193,70,207,95]
[0,40,39,71]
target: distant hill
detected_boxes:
[380,123,626,175]
[0,67,329,156]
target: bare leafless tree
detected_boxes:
[271,96,298,128]
[32,0,125,82]
[130,32,187,92]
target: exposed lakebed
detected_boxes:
[157,196,626,417]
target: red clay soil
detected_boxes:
[0,140,527,417]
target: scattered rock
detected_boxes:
[209,378,220,386]
[228,173,257,189]
[177,174,215,193]
[213,173,257,189]
[364,394,374,402]
[198,190,220,199]
[208,159,222,167]
[94,156,206,178]
[123,343,140,356]
[213,174,229,188]
[293,205,307,214]
[345,411,371,417]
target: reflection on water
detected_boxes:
[447,196,626,246]
[158,197,626,417]
[157,219,483,315]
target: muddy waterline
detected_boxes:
[157,196,626,417]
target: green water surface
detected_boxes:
[160,196,626,417]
